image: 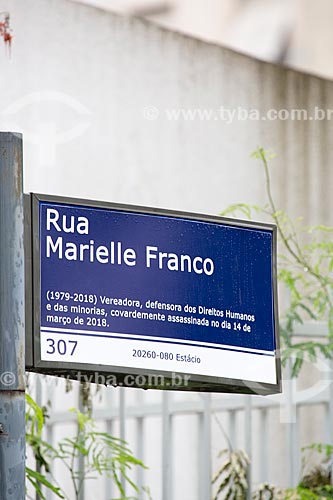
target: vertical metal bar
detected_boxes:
[105,388,114,499]
[286,358,298,487]
[35,375,43,500]
[119,387,126,494]
[244,396,252,500]
[259,408,268,482]
[45,425,54,500]
[328,359,333,486]
[45,419,54,500]
[136,391,145,499]
[198,394,211,500]
[35,374,42,406]
[228,409,236,449]
[78,386,85,500]
[198,404,204,500]
[293,407,300,485]
[0,132,25,500]
[45,376,54,500]
[324,402,330,443]
[162,391,172,500]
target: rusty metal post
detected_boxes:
[0,132,25,499]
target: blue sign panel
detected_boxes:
[29,195,280,393]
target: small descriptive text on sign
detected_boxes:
[44,291,256,332]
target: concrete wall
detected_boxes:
[73,0,333,79]
[1,0,333,226]
[1,0,333,498]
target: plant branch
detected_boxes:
[256,147,333,312]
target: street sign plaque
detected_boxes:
[25,194,281,394]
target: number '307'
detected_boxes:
[46,338,77,355]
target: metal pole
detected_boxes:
[35,376,42,500]
[119,388,126,494]
[198,394,211,500]
[244,396,252,500]
[0,132,25,499]
[286,358,298,487]
[135,391,145,499]
[328,293,333,489]
[78,386,86,500]
[162,391,172,500]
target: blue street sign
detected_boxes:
[26,194,281,394]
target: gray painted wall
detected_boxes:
[1,0,332,225]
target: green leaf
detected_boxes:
[26,393,44,437]
[298,303,317,320]
[26,467,65,499]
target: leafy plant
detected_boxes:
[283,444,333,499]
[213,148,333,500]
[213,445,333,500]
[285,485,333,499]
[221,147,333,376]
[297,444,333,498]
[212,449,249,500]
[26,394,148,500]
[26,393,64,499]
